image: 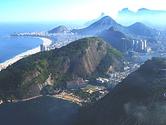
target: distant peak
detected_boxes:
[138,8,150,11]
[101,16,110,19]
[48,25,69,33]
[119,8,134,13]
[134,22,144,25]
[121,8,130,11]
[56,25,67,29]
[100,16,115,21]
[131,22,146,27]
[100,12,106,17]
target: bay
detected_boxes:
[0,22,57,63]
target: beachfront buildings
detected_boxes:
[40,44,50,51]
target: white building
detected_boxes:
[131,39,150,53]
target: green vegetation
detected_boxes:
[108,47,123,58]
[0,37,123,101]
[95,47,123,77]
[70,88,100,103]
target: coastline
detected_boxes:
[0,37,52,71]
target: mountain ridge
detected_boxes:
[127,22,157,37]
[72,16,157,41]
[72,16,123,35]
[117,8,166,28]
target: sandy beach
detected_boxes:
[0,37,52,71]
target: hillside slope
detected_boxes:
[99,27,132,52]
[0,37,123,101]
[76,57,166,125]
[127,22,157,38]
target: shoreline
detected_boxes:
[0,37,52,71]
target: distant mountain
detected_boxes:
[118,8,135,15]
[48,25,70,33]
[84,12,107,26]
[127,22,157,37]
[0,37,123,101]
[137,8,166,15]
[72,15,157,41]
[117,8,166,29]
[76,57,166,125]
[72,16,124,35]
[99,27,132,52]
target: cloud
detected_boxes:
[101,0,166,18]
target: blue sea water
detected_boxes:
[0,22,57,63]
[0,36,42,63]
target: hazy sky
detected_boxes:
[0,0,166,22]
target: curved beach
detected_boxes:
[0,37,52,71]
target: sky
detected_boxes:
[0,0,166,22]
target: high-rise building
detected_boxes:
[131,39,149,53]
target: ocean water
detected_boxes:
[0,36,42,63]
[0,22,57,63]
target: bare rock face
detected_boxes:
[68,39,108,77]
[0,37,123,100]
